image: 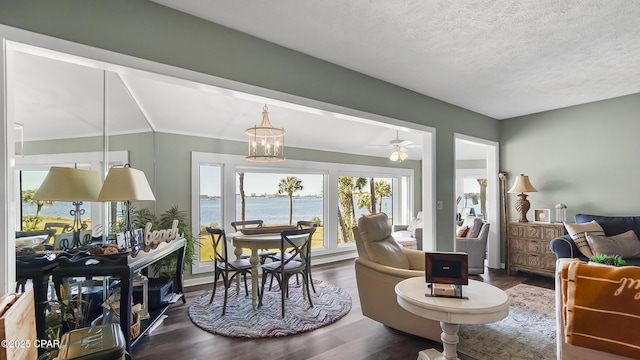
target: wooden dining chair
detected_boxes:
[206,227,252,315]
[231,220,277,264]
[268,221,318,292]
[297,221,318,293]
[259,228,314,318]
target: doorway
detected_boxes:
[454,134,500,269]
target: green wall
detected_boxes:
[1,0,500,251]
[501,93,640,222]
[456,159,487,169]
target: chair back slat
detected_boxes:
[206,227,229,266]
[296,221,318,252]
[296,220,318,229]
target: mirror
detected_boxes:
[11,44,155,245]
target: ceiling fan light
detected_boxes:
[399,151,408,161]
[389,151,400,162]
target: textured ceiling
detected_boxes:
[152,0,640,119]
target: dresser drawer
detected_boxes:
[510,237,526,252]
[526,239,547,255]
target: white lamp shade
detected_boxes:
[98,167,155,201]
[508,174,537,193]
[34,167,102,201]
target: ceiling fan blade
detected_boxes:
[396,140,414,147]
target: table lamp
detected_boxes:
[97,165,155,241]
[508,174,537,222]
[34,166,102,248]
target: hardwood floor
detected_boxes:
[132,260,554,360]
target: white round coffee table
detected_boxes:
[395,277,510,360]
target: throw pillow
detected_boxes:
[407,215,424,234]
[586,230,640,258]
[456,225,469,237]
[461,215,475,229]
[565,221,605,258]
[467,217,483,238]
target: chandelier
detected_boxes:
[246,104,286,162]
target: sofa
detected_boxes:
[555,258,637,360]
[353,213,441,341]
[550,214,640,265]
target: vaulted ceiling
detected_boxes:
[19,2,637,162]
[12,48,427,160]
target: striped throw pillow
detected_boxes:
[564,221,605,258]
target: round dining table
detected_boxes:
[230,231,309,310]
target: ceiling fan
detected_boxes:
[373,130,420,162]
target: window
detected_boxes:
[236,172,324,249]
[456,169,488,219]
[191,152,414,274]
[336,176,393,244]
[198,164,223,263]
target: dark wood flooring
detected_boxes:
[131,260,554,360]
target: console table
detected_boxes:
[52,238,186,353]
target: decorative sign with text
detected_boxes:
[144,220,179,251]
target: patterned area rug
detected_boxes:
[457,283,556,360]
[188,279,352,338]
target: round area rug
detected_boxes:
[189,279,352,338]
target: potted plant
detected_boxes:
[589,253,627,267]
[40,282,91,360]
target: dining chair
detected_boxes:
[296,221,318,293]
[269,221,318,292]
[231,220,277,264]
[259,228,314,318]
[206,227,252,315]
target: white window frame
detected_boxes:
[191,151,414,274]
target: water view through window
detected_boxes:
[197,169,394,261]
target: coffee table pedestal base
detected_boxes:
[417,321,460,360]
[418,349,460,360]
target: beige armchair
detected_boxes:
[353,213,441,341]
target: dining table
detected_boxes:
[230,231,310,310]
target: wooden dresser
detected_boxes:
[507,222,566,278]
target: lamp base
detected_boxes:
[515,193,531,222]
